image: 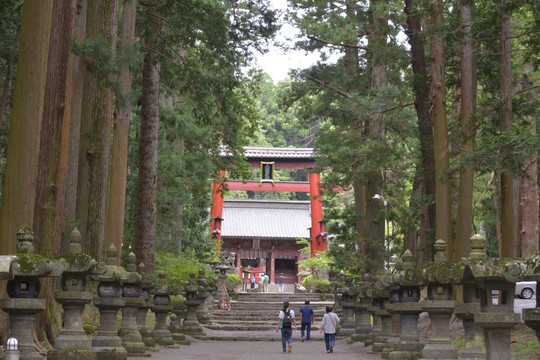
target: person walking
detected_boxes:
[319,305,340,353]
[299,300,314,342]
[276,301,297,353]
[250,274,256,289]
[278,273,285,293]
[263,273,269,292]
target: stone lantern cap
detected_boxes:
[153,271,171,296]
[393,249,424,286]
[185,272,200,293]
[460,234,524,283]
[89,244,129,283]
[504,252,540,282]
[57,228,103,275]
[11,226,64,277]
[369,271,394,299]
[124,252,142,284]
[138,263,156,290]
[420,239,463,285]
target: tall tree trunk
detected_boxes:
[76,0,119,260]
[33,1,76,344]
[105,0,137,264]
[499,4,514,258]
[429,0,452,260]
[364,0,387,272]
[520,66,538,257]
[134,13,162,272]
[455,3,477,260]
[63,0,87,253]
[404,0,435,266]
[0,0,53,344]
[0,0,52,254]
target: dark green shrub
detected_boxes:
[225,274,242,293]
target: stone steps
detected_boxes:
[200,291,334,341]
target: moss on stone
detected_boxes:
[16,253,49,272]
[48,349,96,360]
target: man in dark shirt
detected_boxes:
[299,300,314,342]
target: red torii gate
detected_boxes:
[210,147,328,258]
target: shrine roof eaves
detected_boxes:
[220,146,315,160]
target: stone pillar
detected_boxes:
[169,303,190,345]
[91,245,128,360]
[195,269,211,324]
[381,292,401,359]
[118,253,148,356]
[388,250,424,360]
[151,271,175,346]
[339,276,356,336]
[182,272,206,335]
[419,240,458,360]
[49,228,99,360]
[137,264,156,349]
[372,301,392,353]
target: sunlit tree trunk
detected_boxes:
[429,0,452,260]
[105,0,137,263]
[455,3,477,260]
[134,12,162,272]
[63,0,87,254]
[404,0,435,265]
[499,4,514,258]
[76,0,119,260]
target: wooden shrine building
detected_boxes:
[210,147,328,284]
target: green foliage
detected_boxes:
[225,274,242,293]
[154,252,209,289]
[296,238,332,270]
[301,275,331,293]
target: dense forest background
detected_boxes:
[0,0,538,345]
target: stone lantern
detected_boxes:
[136,263,156,348]
[118,253,148,356]
[350,273,372,343]
[217,263,230,310]
[90,244,128,360]
[462,234,521,360]
[369,270,393,355]
[0,226,64,360]
[49,228,105,360]
[454,234,487,360]
[195,269,212,324]
[151,271,175,346]
[419,239,462,360]
[338,276,357,336]
[388,249,425,360]
[181,272,205,335]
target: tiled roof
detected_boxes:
[220,146,315,159]
[221,199,311,239]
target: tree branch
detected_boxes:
[306,75,352,98]
[368,102,415,116]
[307,35,369,50]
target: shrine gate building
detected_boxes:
[210,147,328,284]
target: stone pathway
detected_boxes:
[129,335,381,360]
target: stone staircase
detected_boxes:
[196,292,334,341]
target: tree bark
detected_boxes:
[520,66,538,257]
[455,3,477,260]
[404,0,435,266]
[429,0,452,260]
[76,0,119,260]
[62,0,87,254]
[134,12,162,272]
[105,0,137,264]
[499,5,514,258]
[0,0,52,255]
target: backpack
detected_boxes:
[282,310,292,328]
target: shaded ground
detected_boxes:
[129,337,381,360]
